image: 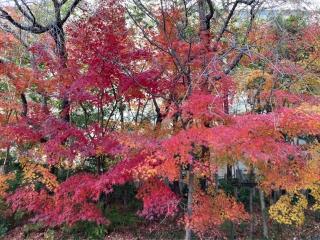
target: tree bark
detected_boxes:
[249,187,254,239]
[259,189,269,239]
[0,1,82,123]
[20,93,28,117]
[0,146,10,174]
[185,163,194,240]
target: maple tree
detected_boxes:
[0,0,319,239]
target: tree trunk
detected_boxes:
[179,169,184,195]
[120,103,125,130]
[0,146,10,174]
[224,92,233,181]
[198,0,207,32]
[259,189,269,239]
[20,93,28,117]
[249,187,254,240]
[185,164,194,240]
[229,187,239,240]
[50,25,70,122]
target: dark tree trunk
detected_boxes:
[185,163,194,240]
[259,189,269,239]
[20,93,28,117]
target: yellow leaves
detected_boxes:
[236,69,273,92]
[297,103,320,114]
[132,154,159,181]
[234,68,274,111]
[0,173,14,197]
[257,141,320,194]
[132,164,157,181]
[295,73,320,94]
[296,46,320,94]
[266,143,320,226]
[246,70,273,91]
[309,184,320,211]
[307,144,320,162]
[20,156,58,191]
[269,193,308,226]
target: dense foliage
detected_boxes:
[0,0,320,239]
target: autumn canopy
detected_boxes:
[0,0,320,239]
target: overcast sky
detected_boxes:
[0,0,319,11]
[309,0,320,5]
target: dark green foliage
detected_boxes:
[0,81,9,93]
[237,187,259,211]
[282,15,306,34]
[6,167,23,192]
[0,197,28,236]
[43,229,55,240]
[107,183,140,207]
[103,183,142,232]
[219,179,234,196]
[220,220,236,240]
[105,206,141,232]
[23,223,44,237]
[64,221,107,240]
[0,222,8,237]
[0,200,9,237]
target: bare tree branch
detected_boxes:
[61,0,82,24]
[205,0,215,28]
[0,7,49,33]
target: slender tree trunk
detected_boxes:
[51,25,70,177]
[50,25,70,122]
[20,93,28,117]
[178,169,183,195]
[97,157,101,175]
[274,189,279,203]
[259,189,269,239]
[214,173,219,191]
[184,2,214,239]
[118,100,125,130]
[249,187,254,239]
[198,0,207,32]
[224,92,233,181]
[185,164,194,240]
[226,165,233,180]
[228,187,239,239]
[41,94,49,114]
[0,146,10,174]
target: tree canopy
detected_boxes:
[0,0,320,239]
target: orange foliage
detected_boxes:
[186,191,249,238]
[0,173,14,198]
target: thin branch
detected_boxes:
[215,1,258,79]
[13,0,36,24]
[215,1,238,43]
[0,7,49,33]
[132,0,159,25]
[205,0,215,28]
[61,0,82,24]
